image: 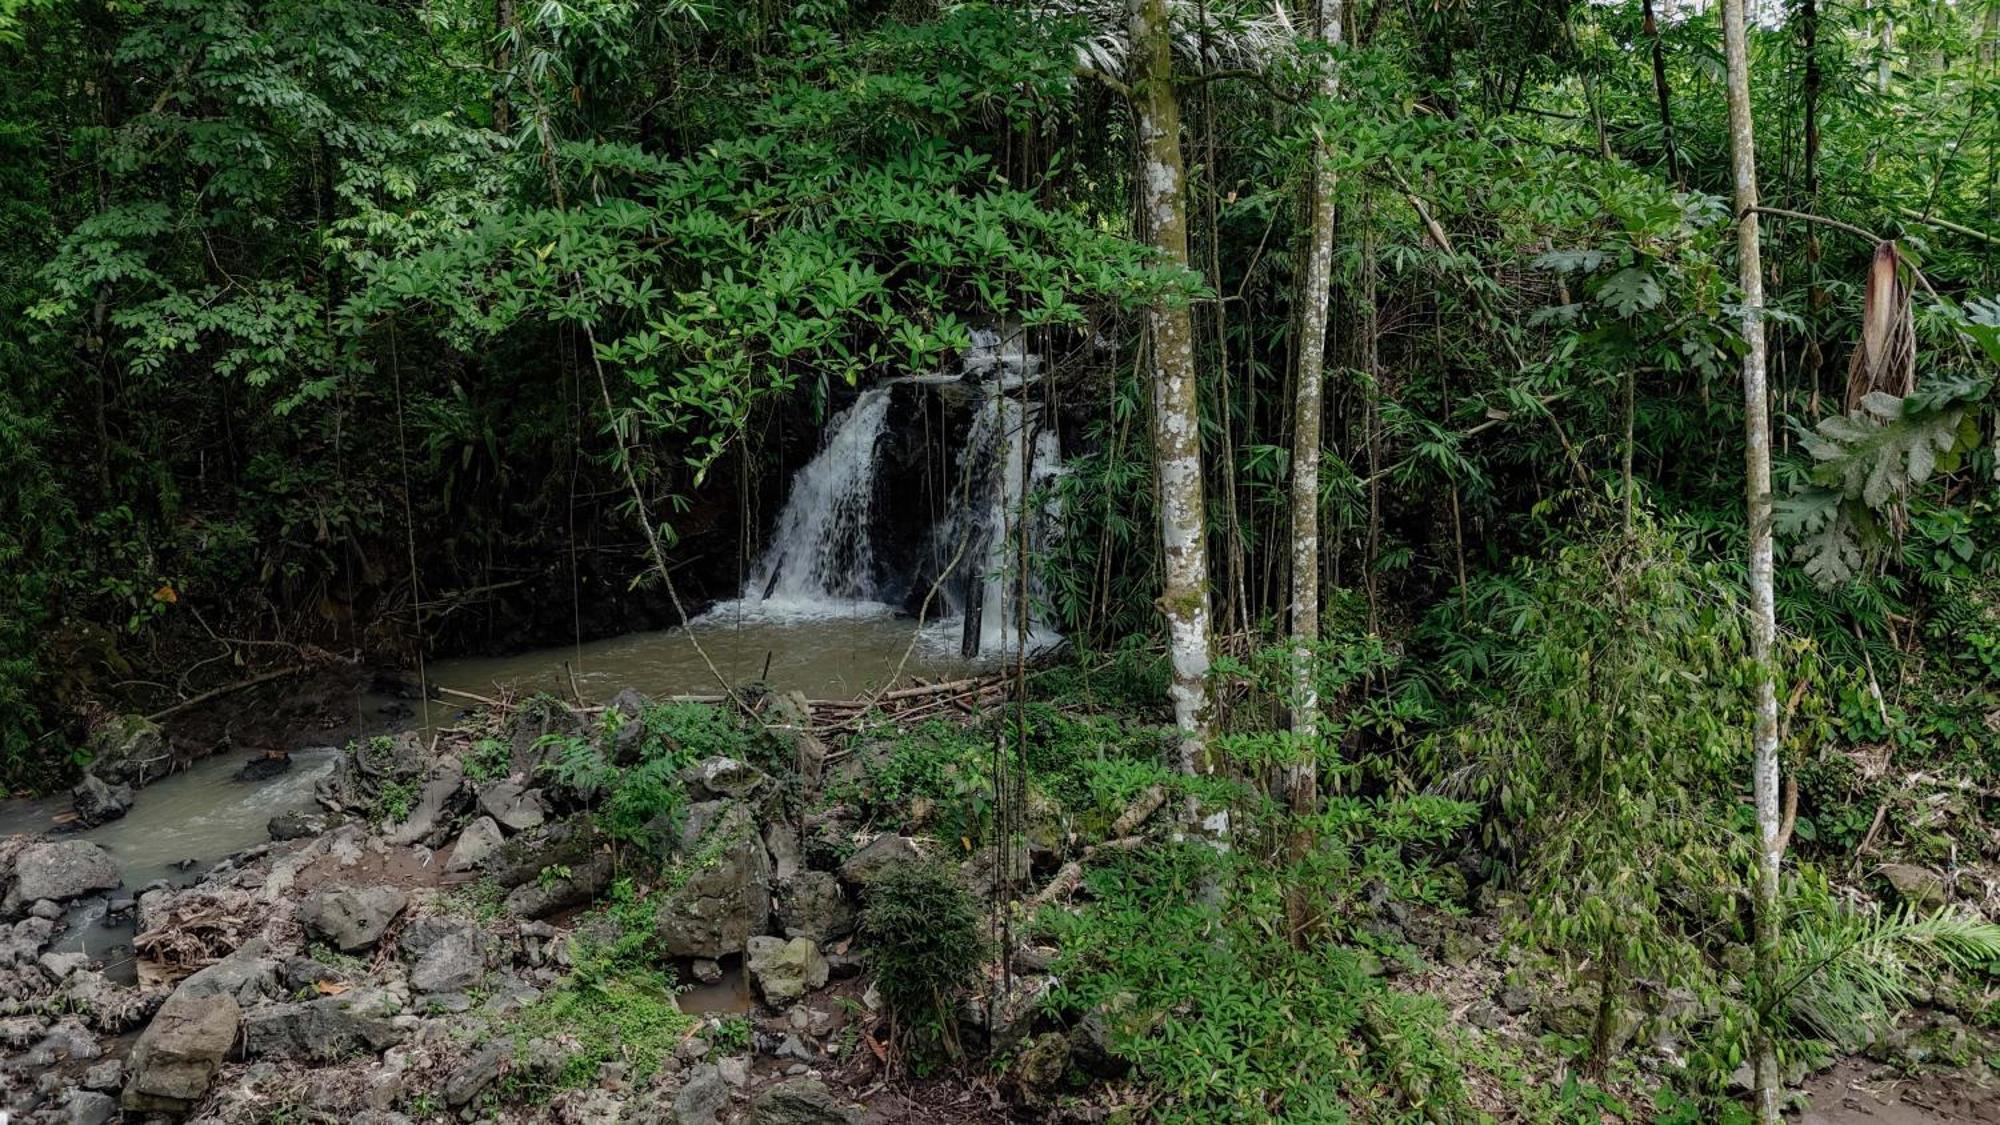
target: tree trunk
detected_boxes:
[1286,0,1343,944]
[1129,0,1215,781]
[1721,1,1786,1120]
[1642,0,1680,185]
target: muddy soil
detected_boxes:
[1802,1059,2000,1124]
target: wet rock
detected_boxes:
[243,991,406,1061]
[175,938,278,1007]
[385,757,466,846]
[64,1090,118,1125]
[235,751,293,783]
[681,757,768,802]
[747,1077,860,1125]
[410,924,486,994]
[268,809,341,840]
[691,958,724,984]
[773,872,854,944]
[504,850,615,919]
[121,991,240,1114]
[1879,863,1948,910]
[70,774,134,826]
[673,1063,727,1125]
[837,835,920,889]
[86,714,170,787]
[478,780,548,833]
[655,802,770,959]
[446,816,505,872]
[300,886,408,952]
[29,898,63,920]
[10,840,120,905]
[746,936,828,1007]
[446,1039,512,1107]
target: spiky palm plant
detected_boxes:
[1028,0,1295,77]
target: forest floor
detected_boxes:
[2,665,1998,1122]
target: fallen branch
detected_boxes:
[145,665,313,722]
[1110,786,1167,837]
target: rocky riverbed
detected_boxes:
[5,684,1999,1124]
[0,690,1062,1124]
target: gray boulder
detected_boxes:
[1880,863,1948,910]
[86,714,170,787]
[838,835,920,888]
[679,757,767,801]
[384,757,465,846]
[268,810,341,840]
[772,872,853,944]
[478,780,547,833]
[504,850,614,919]
[121,991,240,1114]
[745,936,828,1007]
[410,924,486,993]
[746,1077,859,1125]
[243,991,406,1061]
[673,1063,727,1125]
[446,1040,512,1107]
[65,1090,118,1125]
[446,816,505,872]
[11,840,120,904]
[655,802,770,959]
[71,774,134,826]
[175,938,278,1007]
[1,916,56,965]
[300,886,408,952]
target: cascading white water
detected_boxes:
[736,387,895,614]
[709,327,1063,656]
[934,384,1064,655]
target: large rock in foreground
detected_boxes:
[299,886,408,952]
[121,991,240,1114]
[745,935,829,1007]
[655,801,770,959]
[11,840,120,905]
[748,1077,860,1125]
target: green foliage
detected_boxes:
[860,859,987,1062]
[1043,842,1470,1122]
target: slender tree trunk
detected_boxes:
[1721,2,1786,1120]
[1643,0,1681,185]
[1129,0,1215,781]
[1286,0,1343,944]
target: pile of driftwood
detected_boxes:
[133,893,255,977]
[437,672,1021,735]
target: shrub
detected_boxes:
[861,859,988,1061]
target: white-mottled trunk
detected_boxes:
[1288,0,1341,781]
[1722,2,1785,1120]
[1129,0,1214,778]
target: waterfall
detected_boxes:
[933,384,1063,656]
[711,327,1063,657]
[737,387,895,614]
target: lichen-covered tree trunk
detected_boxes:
[1721,2,1785,1120]
[1284,0,1342,939]
[1129,0,1214,778]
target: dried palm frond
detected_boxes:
[1029,0,1296,78]
[1843,240,1916,413]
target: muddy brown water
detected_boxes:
[423,603,975,705]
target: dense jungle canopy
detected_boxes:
[5,0,2000,1121]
